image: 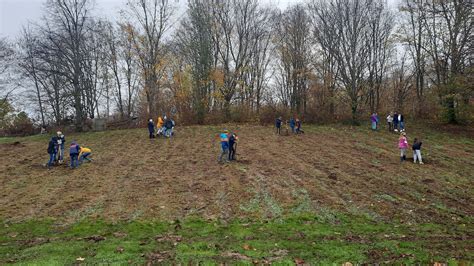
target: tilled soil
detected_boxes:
[0,124,473,226]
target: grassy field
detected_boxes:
[0,122,473,264]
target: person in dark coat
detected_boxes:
[147,119,155,139]
[393,112,399,131]
[46,138,57,169]
[228,132,238,161]
[275,117,282,135]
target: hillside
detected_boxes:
[0,123,473,264]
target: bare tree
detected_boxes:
[311,0,378,122]
[124,0,173,117]
[275,5,312,114]
[399,0,428,116]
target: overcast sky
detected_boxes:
[0,0,400,40]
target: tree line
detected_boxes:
[0,0,472,132]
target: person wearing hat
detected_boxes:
[56,131,66,164]
[218,129,230,163]
[398,132,409,162]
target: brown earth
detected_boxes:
[0,124,473,226]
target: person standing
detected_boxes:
[56,131,66,164]
[386,112,394,132]
[398,132,408,163]
[147,119,155,139]
[46,137,57,169]
[69,141,80,169]
[218,130,230,163]
[398,113,405,132]
[370,113,378,130]
[275,117,282,135]
[228,132,238,161]
[164,117,174,138]
[393,112,399,132]
[412,138,423,164]
[289,117,296,134]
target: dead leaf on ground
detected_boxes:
[294,258,305,265]
[116,246,124,253]
[76,257,85,261]
[243,244,252,250]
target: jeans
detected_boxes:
[219,146,229,162]
[48,153,56,167]
[59,146,64,161]
[70,154,79,168]
[149,131,154,138]
[166,128,173,137]
[413,150,422,163]
[399,121,405,131]
[393,122,398,130]
[80,152,91,163]
[387,122,393,131]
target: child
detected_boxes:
[370,113,378,130]
[229,132,238,161]
[79,146,92,164]
[46,137,57,169]
[296,118,304,134]
[398,132,408,162]
[69,141,80,168]
[147,119,155,139]
[289,118,296,133]
[56,131,66,164]
[412,138,423,164]
[275,117,282,135]
[386,112,393,132]
[156,116,164,136]
[218,130,229,163]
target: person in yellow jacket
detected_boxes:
[156,116,164,136]
[79,146,92,164]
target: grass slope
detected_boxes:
[0,123,473,264]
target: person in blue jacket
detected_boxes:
[275,117,282,135]
[147,119,155,139]
[289,117,296,133]
[218,130,230,163]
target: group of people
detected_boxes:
[398,132,423,164]
[386,112,405,132]
[370,112,406,133]
[148,115,175,139]
[46,131,92,169]
[275,116,304,135]
[218,130,239,163]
